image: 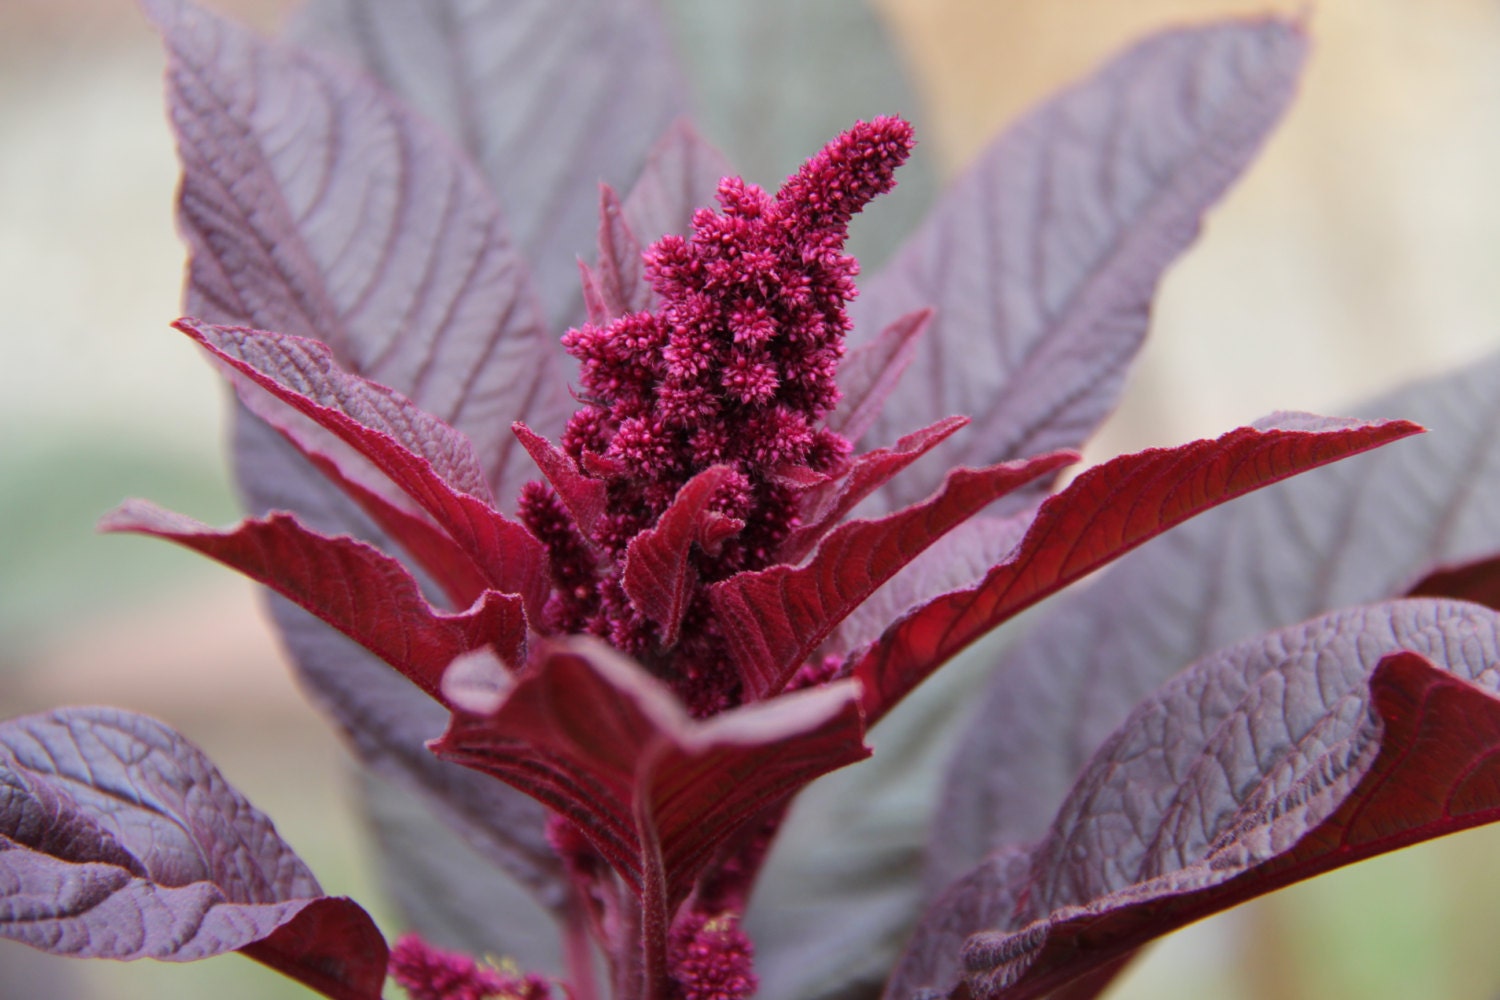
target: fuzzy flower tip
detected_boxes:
[525,115,915,715]
[388,933,553,1000]
[669,909,758,1000]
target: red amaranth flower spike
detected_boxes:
[388,934,553,1000]
[528,117,916,715]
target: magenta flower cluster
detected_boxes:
[520,116,915,717]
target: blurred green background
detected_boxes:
[4,0,1500,997]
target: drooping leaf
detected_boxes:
[713,450,1074,701]
[851,18,1307,516]
[289,0,689,331]
[151,0,567,501]
[433,637,870,909]
[852,415,1421,725]
[933,354,1500,890]
[100,500,524,702]
[889,600,1500,1000]
[0,708,387,998]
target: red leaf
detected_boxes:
[432,638,869,909]
[712,450,1074,701]
[826,309,931,445]
[1407,552,1500,611]
[853,416,1422,724]
[888,600,1500,999]
[512,421,609,538]
[592,183,653,321]
[0,708,388,998]
[779,414,969,564]
[178,319,549,618]
[851,18,1307,517]
[101,500,524,702]
[624,466,742,646]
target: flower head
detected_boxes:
[529,116,915,715]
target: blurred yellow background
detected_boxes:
[3,0,1500,997]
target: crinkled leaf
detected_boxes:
[624,466,740,646]
[100,500,524,702]
[852,18,1307,515]
[151,0,565,500]
[853,416,1420,725]
[934,354,1500,889]
[180,319,549,618]
[0,708,387,998]
[890,600,1500,1000]
[714,450,1074,701]
[289,0,688,331]
[781,415,968,565]
[433,637,870,909]
[826,309,932,446]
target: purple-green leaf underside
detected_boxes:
[889,600,1500,1000]
[852,415,1420,725]
[289,0,689,332]
[932,352,1500,892]
[851,17,1307,517]
[0,708,387,999]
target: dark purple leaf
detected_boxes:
[852,416,1420,725]
[0,708,387,998]
[150,0,577,929]
[933,354,1500,890]
[826,309,932,445]
[289,0,689,330]
[150,0,567,501]
[1408,552,1500,610]
[889,600,1500,1000]
[100,500,524,702]
[624,466,741,647]
[713,450,1074,701]
[851,18,1306,516]
[433,637,870,909]
[178,319,549,619]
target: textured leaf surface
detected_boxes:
[933,355,1500,889]
[179,319,549,616]
[290,0,687,331]
[152,0,566,500]
[852,416,1420,725]
[851,18,1306,515]
[433,638,870,908]
[714,450,1074,700]
[826,309,932,446]
[100,500,524,702]
[621,120,734,247]
[0,708,387,998]
[890,601,1500,999]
